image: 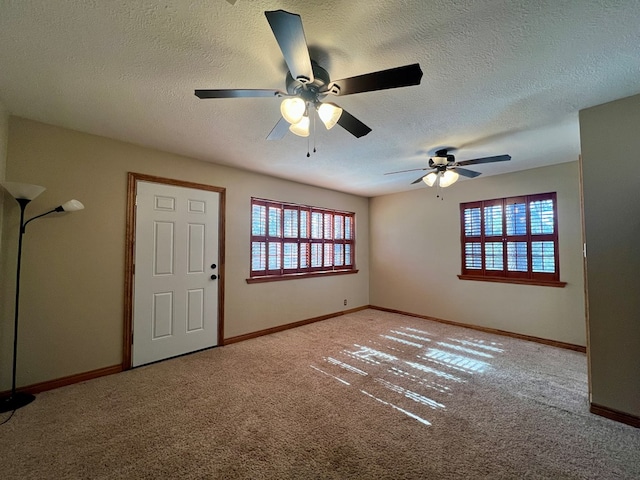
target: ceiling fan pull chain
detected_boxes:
[313,110,317,153]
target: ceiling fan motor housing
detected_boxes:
[432,149,455,166]
[286,61,332,102]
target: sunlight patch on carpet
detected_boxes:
[382,335,423,348]
[448,337,505,352]
[360,390,432,426]
[324,357,368,376]
[310,321,502,427]
[436,342,495,358]
[309,365,350,386]
[390,329,433,343]
[389,366,452,394]
[375,378,446,410]
[404,361,464,383]
[419,348,490,373]
[403,327,433,336]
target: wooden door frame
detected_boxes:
[122,172,226,370]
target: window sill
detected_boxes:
[247,269,359,284]
[457,274,566,288]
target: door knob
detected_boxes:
[210,274,218,280]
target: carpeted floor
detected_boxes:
[1,309,639,479]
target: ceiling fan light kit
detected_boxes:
[280,98,342,137]
[438,170,460,188]
[195,10,423,140]
[280,97,306,124]
[289,115,310,137]
[316,102,343,130]
[422,170,459,188]
[422,172,438,187]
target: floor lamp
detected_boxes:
[0,182,84,413]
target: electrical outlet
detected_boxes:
[343,299,347,306]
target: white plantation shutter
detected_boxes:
[460,193,560,283]
[250,198,355,278]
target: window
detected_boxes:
[249,198,356,282]
[459,192,564,286]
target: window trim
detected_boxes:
[457,274,566,288]
[248,197,356,282]
[247,268,359,284]
[459,192,565,287]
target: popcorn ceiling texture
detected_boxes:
[0,0,639,195]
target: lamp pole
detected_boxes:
[0,198,37,412]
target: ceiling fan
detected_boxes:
[195,10,423,140]
[386,148,512,188]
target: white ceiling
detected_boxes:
[1,0,639,197]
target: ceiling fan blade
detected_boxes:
[453,167,482,178]
[411,174,429,184]
[266,117,290,140]
[384,167,429,175]
[265,10,314,83]
[456,154,511,166]
[327,63,423,96]
[336,109,372,138]
[195,89,285,99]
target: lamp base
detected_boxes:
[0,392,35,413]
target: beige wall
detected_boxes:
[0,100,9,384]
[0,99,8,253]
[0,101,6,174]
[579,93,640,418]
[370,161,586,346]
[0,117,369,389]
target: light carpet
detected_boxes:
[1,309,638,479]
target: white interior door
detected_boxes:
[133,181,220,367]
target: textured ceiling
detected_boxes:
[1,0,639,196]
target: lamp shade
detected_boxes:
[317,102,343,130]
[280,98,306,124]
[289,115,310,137]
[1,182,46,200]
[422,172,439,187]
[439,170,460,188]
[60,199,85,212]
